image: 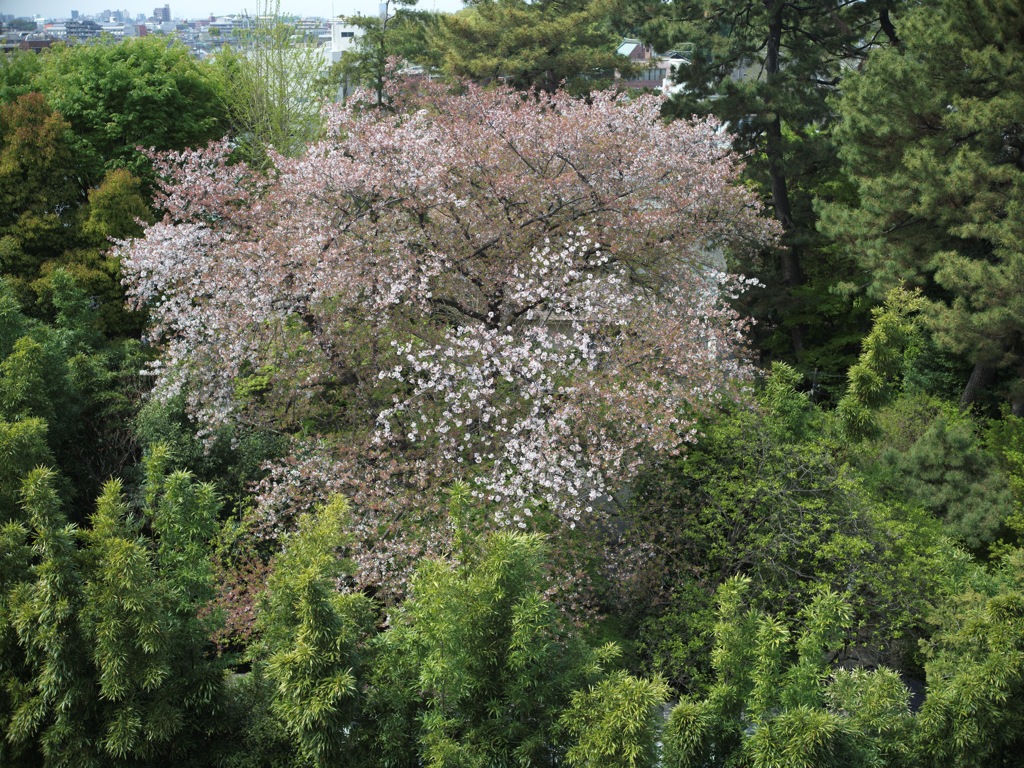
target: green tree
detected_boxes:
[626,364,943,693]
[6,19,38,32]
[0,273,148,513]
[0,92,80,295]
[822,0,1024,411]
[255,495,376,767]
[0,417,53,519]
[915,545,1024,766]
[32,36,227,189]
[0,451,226,767]
[1,469,94,767]
[334,0,431,106]
[215,8,334,162]
[647,0,903,371]
[434,0,629,94]
[561,671,670,768]
[869,403,1015,552]
[662,576,916,768]
[837,286,926,439]
[368,492,666,768]
[0,49,42,104]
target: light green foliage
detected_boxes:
[0,517,32,762]
[0,417,54,520]
[0,451,226,767]
[562,670,669,768]
[838,287,925,438]
[0,49,43,103]
[257,495,376,767]
[434,0,629,94]
[3,468,94,767]
[663,577,914,768]
[822,0,1024,408]
[368,501,653,768]
[81,167,154,246]
[914,545,1024,767]
[215,5,335,162]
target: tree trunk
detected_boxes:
[878,9,901,48]
[960,362,995,409]
[764,0,805,356]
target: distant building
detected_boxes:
[208,16,239,37]
[153,4,171,22]
[616,38,692,93]
[65,19,102,40]
[323,18,359,66]
[71,10,79,19]
[296,17,326,35]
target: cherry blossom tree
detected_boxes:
[120,81,776,591]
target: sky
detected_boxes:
[2,0,466,21]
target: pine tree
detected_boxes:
[652,0,905,368]
[434,0,629,94]
[823,0,1024,411]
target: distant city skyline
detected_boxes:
[3,0,466,21]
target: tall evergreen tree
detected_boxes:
[434,0,629,94]
[822,0,1024,411]
[642,0,904,377]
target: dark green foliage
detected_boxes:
[0,38,225,338]
[0,92,81,299]
[651,0,903,372]
[855,397,1016,553]
[218,666,302,768]
[822,0,1024,408]
[0,274,148,515]
[635,581,717,695]
[5,19,37,33]
[133,393,285,513]
[332,0,431,106]
[627,364,942,694]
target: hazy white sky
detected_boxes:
[3,0,466,21]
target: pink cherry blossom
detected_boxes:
[119,80,777,596]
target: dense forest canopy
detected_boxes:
[1,0,1023,765]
